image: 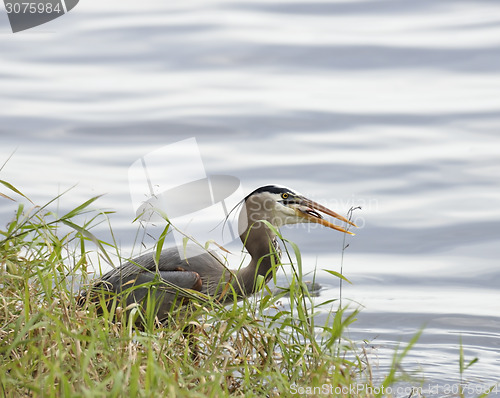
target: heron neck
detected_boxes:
[236,221,280,296]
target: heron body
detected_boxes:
[88,185,355,321]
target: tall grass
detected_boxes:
[0,180,429,397]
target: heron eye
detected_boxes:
[281,193,289,199]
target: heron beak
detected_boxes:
[293,197,357,235]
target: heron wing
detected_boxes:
[85,245,224,320]
[97,245,222,289]
[131,268,203,292]
[121,268,203,319]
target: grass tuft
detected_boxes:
[0,180,445,397]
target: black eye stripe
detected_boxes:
[280,192,297,204]
[279,196,296,205]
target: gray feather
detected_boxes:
[89,245,233,320]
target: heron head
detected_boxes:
[242,185,356,235]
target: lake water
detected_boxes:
[1,0,499,395]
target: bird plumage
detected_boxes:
[82,185,355,322]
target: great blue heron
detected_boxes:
[85,185,356,321]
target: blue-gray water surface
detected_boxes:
[1,1,499,396]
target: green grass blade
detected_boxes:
[0,179,34,204]
[60,219,113,266]
[324,269,352,284]
[61,195,104,220]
